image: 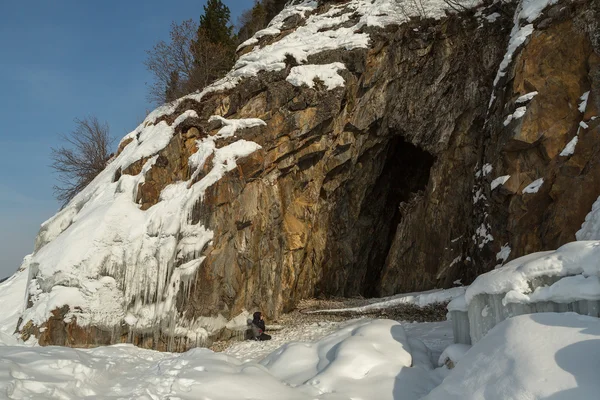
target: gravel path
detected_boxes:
[211,297,453,362]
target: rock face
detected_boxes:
[17,0,600,349]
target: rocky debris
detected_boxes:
[209,297,448,353]
[298,298,450,321]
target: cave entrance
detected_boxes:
[359,136,435,297]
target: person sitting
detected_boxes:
[249,311,271,341]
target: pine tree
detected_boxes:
[188,0,236,92]
[237,1,268,42]
[197,0,235,46]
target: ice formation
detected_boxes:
[20,113,265,345]
[450,241,600,344]
[447,295,470,345]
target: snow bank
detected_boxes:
[0,260,29,345]
[0,344,306,400]
[425,313,600,400]
[437,343,471,368]
[260,319,442,399]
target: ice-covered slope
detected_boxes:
[20,113,264,344]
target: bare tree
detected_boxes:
[396,0,428,19]
[144,18,236,105]
[50,116,115,206]
[442,0,470,13]
[189,31,235,90]
[144,19,198,104]
[237,1,268,43]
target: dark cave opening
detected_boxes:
[360,136,435,297]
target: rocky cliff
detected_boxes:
[17,0,600,350]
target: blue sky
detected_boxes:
[0,0,247,278]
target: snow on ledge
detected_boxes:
[490,175,510,190]
[560,135,579,156]
[516,91,538,103]
[579,91,590,113]
[286,62,347,90]
[522,178,543,194]
[503,106,527,126]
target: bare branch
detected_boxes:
[50,116,115,206]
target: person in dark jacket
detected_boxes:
[249,311,271,341]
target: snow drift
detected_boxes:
[0,319,443,400]
[426,313,600,400]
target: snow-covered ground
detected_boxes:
[1,311,599,399]
[0,318,452,400]
[0,263,29,346]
